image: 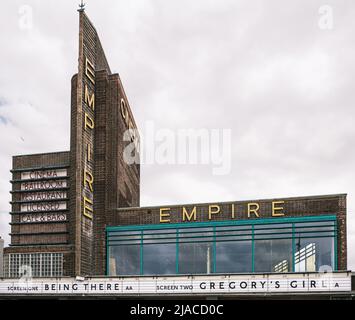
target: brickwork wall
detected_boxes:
[10,152,70,247]
[92,70,140,275]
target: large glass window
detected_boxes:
[106,216,337,276]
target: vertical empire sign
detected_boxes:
[82,57,95,220]
[71,10,111,275]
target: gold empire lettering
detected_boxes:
[160,208,171,223]
[83,196,93,219]
[83,169,94,192]
[247,203,260,218]
[87,144,92,162]
[272,201,285,216]
[85,57,95,84]
[85,85,95,110]
[208,205,220,220]
[82,56,95,220]
[84,113,94,130]
[182,206,197,221]
[158,201,286,223]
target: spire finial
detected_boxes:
[78,0,86,12]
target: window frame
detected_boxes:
[106,215,338,276]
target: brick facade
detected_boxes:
[92,70,140,275]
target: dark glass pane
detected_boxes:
[109,245,140,276]
[215,226,252,241]
[108,230,141,246]
[254,239,292,273]
[294,221,334,228]
[294,226,334,232]
[254,223,292,229]
[179,242,213,274]
[216,240,252,273]
[143,229,176,244]
[143,243,176,275]
[179,227,214,243]
[294,237,334,272]
[217,226,251,232]
[294,231,334,238]
[144,229,175,236]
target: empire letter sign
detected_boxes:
[82,56,95,220]
[0,273,351,296]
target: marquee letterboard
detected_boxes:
[18,169,69,224]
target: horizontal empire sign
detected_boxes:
[0,273,351,296]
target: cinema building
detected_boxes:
[1,9,352,298]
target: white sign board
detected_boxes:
[0,273,351,296]
[21,169,67,181]
[18,169,68,219]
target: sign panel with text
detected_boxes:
[0,273,351,296]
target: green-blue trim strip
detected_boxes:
[292,224,295,272]
[212,226,216,273]
[176,229,179,274]
[334,220,338,271]
[106,231,108,276]
[251,224,255,272]
[140,230,143,275]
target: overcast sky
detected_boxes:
[0,0,354,270]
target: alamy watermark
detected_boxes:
[123,121,232,176]
[318,5,334,30]
[18,5,33,30]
